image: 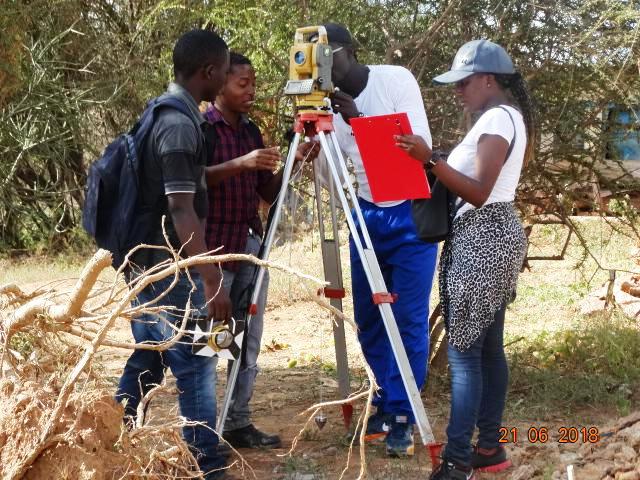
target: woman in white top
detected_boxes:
[396,40,535,479]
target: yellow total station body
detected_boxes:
[285,26,333,113]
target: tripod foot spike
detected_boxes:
[314,412,328,430]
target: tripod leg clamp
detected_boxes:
[372,292,399,304]
[318,287,346,299]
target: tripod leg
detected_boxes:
[217,132,302,433]
[312,166,351,428]
[318,131,435,445]
[327,131,375,249]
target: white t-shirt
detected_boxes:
[331,65,432,207]
[447,105,526,218]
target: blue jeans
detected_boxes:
[115,272,226,477]
[444,304,508,466]
[350,199,438,422]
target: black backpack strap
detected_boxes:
[131,96,201,169]
[152,96,199,127]
[155,96,204,152]
[497,105,517,161]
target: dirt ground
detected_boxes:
[100,299,618,480]
[5,217,639,479]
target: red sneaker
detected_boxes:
[470,445,512,473]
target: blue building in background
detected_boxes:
[607,106,640,162]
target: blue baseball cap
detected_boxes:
[433,39,515,84]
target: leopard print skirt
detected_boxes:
[439,202,527,352]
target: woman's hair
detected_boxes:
[494,73,536,166]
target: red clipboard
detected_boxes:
[350,112,430,203]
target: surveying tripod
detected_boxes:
[216,108,436,447]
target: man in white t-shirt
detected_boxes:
[318,23,438,457]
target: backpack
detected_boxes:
[82,96,198,269]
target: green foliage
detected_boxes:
[508,313,640,416]
[307,354,338,377]
[283,454,322,474]
[609,195,639,221]
[0,1,201,251]
[1,0,639,251]
[9,332,36,359]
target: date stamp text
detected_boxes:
[498,426,600,444]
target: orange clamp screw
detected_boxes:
[372,292,398,304]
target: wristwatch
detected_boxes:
[425,155,439,170]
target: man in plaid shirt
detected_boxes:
[204,52,316,449]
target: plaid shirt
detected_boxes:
[203,105,274,271]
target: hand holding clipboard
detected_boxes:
[394,133,433,167]
[350,113,431,203]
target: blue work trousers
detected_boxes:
[350,198,437,422]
